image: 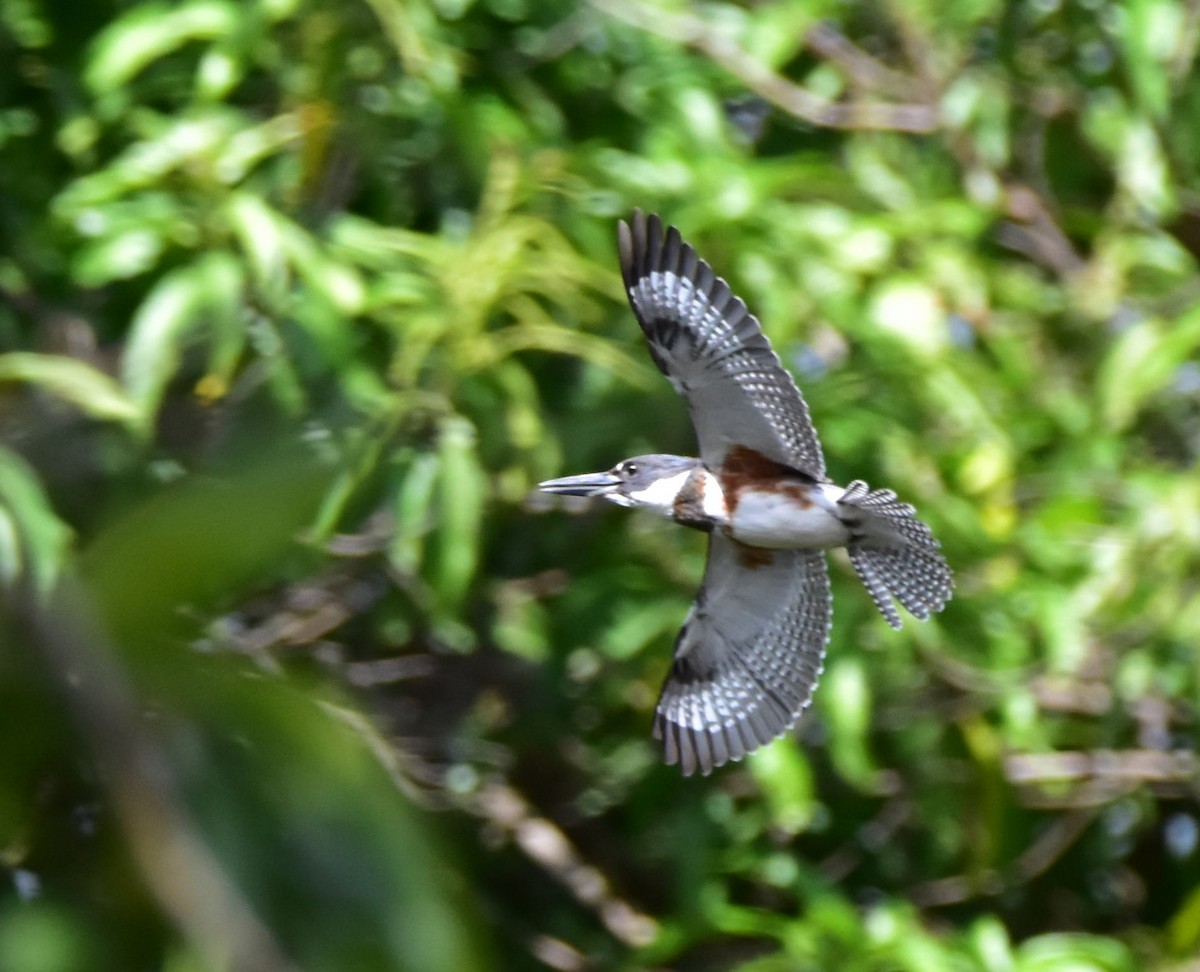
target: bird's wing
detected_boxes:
[618,210,826,479]
[654,534,832,776]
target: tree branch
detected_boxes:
[591,0,939,133]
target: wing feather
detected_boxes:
[618,210,826,478]
[652,535,832,776]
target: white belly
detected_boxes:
[728,483,850,549]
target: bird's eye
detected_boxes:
[622,461,639,477]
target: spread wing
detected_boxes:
[654,534,832,776]
[618,210,826,479]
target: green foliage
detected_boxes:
[0,446,72,596]
[1,0,1199,970]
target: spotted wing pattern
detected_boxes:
[618,210,826,480]
[838,480,953,629]
[654,535,832,776]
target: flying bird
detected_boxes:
[540,211,952,776]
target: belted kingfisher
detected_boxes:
[541,211,952,776]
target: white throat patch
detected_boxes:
[626,469,692,516]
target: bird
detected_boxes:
[539,210,952,777]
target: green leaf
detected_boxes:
[1118,119,1172,216]
[198,251,246,393]
[868,277,949,357]
[820,657,879,790]
[747,740,816,835]
[1098,307,1200,430]
[1122,0,1178,122]
[120,253,244,423]
[968,915,1015,972]
[195,45,243,101]
[80,441,332,642]
[84,0,238,95]
[431,416,485,611]
[389,450,441,577]
[279,218,366,317]
[72,226,165,285]
[1167,879,1200,956]
[1014,932,1138,972]
[214,112,305,184]
[0,904,94,972]
[0,446,73,597]
[0,353,140,427]
[491,580,550,661]
[597,599,686,661]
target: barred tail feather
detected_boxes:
[839,480,953,629]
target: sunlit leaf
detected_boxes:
[0,353,140,427]
[214,112,305,184]
[72,226,165,285]
[225,190,288,296]
[820,657,879,790]
[430,416,485,610]
[278,217,366,317]
[868,277,949,358]
[968,915,1015,972]
[597,599,685,660]
[390,450,440,577]
[120,254,243,423]
[84,0,238,95]
[1014,932,1138,972]
[0,446,73,597]
[1122,0,1178,122]
[747,740,816,835]
[1097,307,1200,429]
[201,252,248,395]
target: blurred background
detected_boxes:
[1,0,1199,969]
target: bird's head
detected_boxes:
[539,454,701,517]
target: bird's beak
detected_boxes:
[538,470,620,497]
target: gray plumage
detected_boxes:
[541,211,953,777]
[618,210,826,478]
[839,480,953,630]
[653,538,830,776]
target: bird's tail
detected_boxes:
[837,480,952,629]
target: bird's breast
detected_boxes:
[726,481,850,550]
